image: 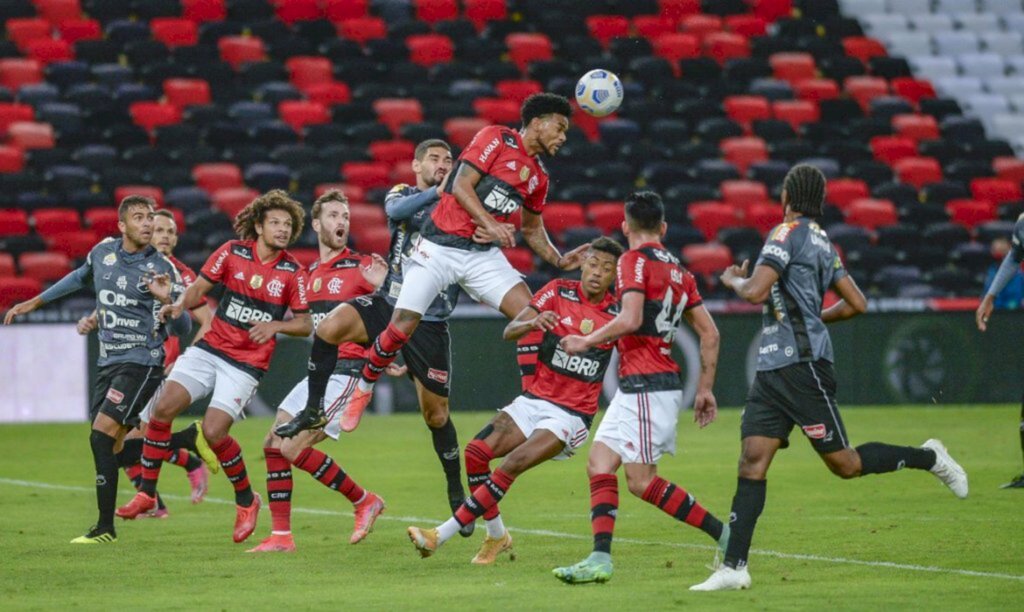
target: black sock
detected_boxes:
[856,442,935,475]
[90,430,120,531]
[1019,394,1023,470]
[184,452,202,472]
[724,477,766,570]
[116,438,143,467]
[169,423,198,453]
[306,334,339,411]
[429,416,463,499]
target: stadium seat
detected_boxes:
[335,18,387,45]
[826,178,870,211]
[0,209,29,236]
[503,246,534,274]
[842,37,887,63]
[193,163,243,192]
[846,198,898,229]
[444,117,488,148]
[368,140,416,165]
[274,0,321,24]
[971,177,1022,204]
[163,79,211,108]
[0,58,43,90]
[770,53,816,84]
[129,101,181,132]
[506,33,553,71]
[587,201,624,234]
[6,18,51,52]
[46,229,97,259]
[690,202,740,241]
[211,187,258,217]
[993,156,1024,183]
[473,98,519,125]
[541,203,586,238]
[946,199,995,229]
[183,0,227,22]
[682,243,733,276]
[894,157,943,188]
[32,208,80,238]
[892,114,940,141]
[0,145,25,173]
[36,0,82,25]
[374,98,424,135]
[218,36,266,69]
[586,15,630,48]
[652,33,701,62]
[58,18,101,44]
[351,224,391,255]
[724,95,771,126]
[83,207,120,237]
[406,34,455,67]
[285,56,332,91]
[304,82,351,106]
[704,32,749,64]
[8,121,55,149]
[0,277,42,307]
[151,18,198,48]
[870,136,917,165]
[794,78,839,102]
[114,186,164,207]
[464,0,506,30]
[0,252,13,276]
[720,137,768,174]
[772,100,819,130]
[682,14,723,39]
[720,180,769,204]
[18,251,70,281]
[278,100,329,132]
[495,80,542,104]
[342,162,391,189]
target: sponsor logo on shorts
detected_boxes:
[106,388,125,404]
[427,368,449,384]
[802,424,827,439]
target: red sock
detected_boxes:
[168,448,190,467]
[140,418,172,495]
[264,447,292,534]
[464,439,499,520]
[124,464,143,490]
[361,323,410,383]
[293,447,364,504]
[590,473,618,554]
[643,477,707,527]
[211,436,252,498]
[454,468,515,526]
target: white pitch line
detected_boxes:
[3,476,1022,583]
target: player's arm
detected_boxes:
[503,304,558,341]
[188,303,213,345]
[385,186,439,221]
[721,260,778,304]
[4,262,91,324]
[163,275,215,321]
[561,291,644,354]
[977,232,1024,331]
[520,208,588,271]
[684,304,720,428]
[450,163,515,247]
[821,276,868,323]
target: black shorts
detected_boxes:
[350,294,452,397]
[89,363,164,427]
[741,359,849,454]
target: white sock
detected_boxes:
[437,517,461,544]
[485,515,505,538]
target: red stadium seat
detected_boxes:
[46,230,97,259]
[794,78,839,102]
[289,247,319,267]
[772,99,819,130]
[846,198,898,229]
[33,208,80,238]
[19,252,70,282]
[993,156,1024,184]
[845,76,889,110]
[352,225,392,255]
[349,203,387,227]
[129,101,182,131]
[721,179,769,204]
[36,0,81,25]
[870,135,917,165]
[26,38,74,65]
[336,18,387,45]
[725,15,767,37]
[390,159,416,185]
[894,156,942,188]
[473,98,520,125]
[193,163,243,192]
[151,18,199,48]
[495,80,542,104]
[275,0,321,24]
[721,137,768,174]
[681,14,723,38]
[770,52,816,84]
[503,247,535,274]
[705,32,750,63]
[826,178,870,210]
[892,114,940,141]
[369,139,416,165]
[744,201,782,234]
[315,183,365,203]
[406,34,454,67]
[286,56,333,90]
[753,0,793,22]
[0,145,25,173]
[8,121,55,149]
[690,202,741,240]
[0,58,44,90]
[6,18,51,52]
[444,117,488,148]
[0,209,29,236]
[892,77,936,105]
[163,78,211,108]
[946,199,995,229]
[683,243,733,276]
[588,201,624,234]
[0,102,34,133]
[342,162,392,189]
[971,178,1022,204]
[724,95,771,126]
[114,186,164,207]
[464,0,507,31]
[543,202,586,238]
[278,100,330,131]
[324,0,369,21]
[373,98,423,135]
[653,33,701,62]
[211,187,258,217]
[634,15,676,40]
[183,0,227,22]
[506,33,553,72]
[842,36,887,63]
[58,18,101,43]
[0,277,42,308]
[0,252,13,277]
[415,0,459,25]
[83,208,120,237]
[218,36,266,69]
[586,15,630,48]
[659,0,701,20]
[304,82,351,106]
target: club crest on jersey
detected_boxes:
[266,278,284,298]
[520,165,530,181]
[103,252,117,266]
[249,274,263,290]
[327,277,343,294]
[116,276,127,290]
[580,319,594,334]
[312,277,322,292]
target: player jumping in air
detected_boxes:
[690,165,967,591]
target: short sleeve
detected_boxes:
[829,247,849,285]
[289,270,309,313]
[616,250,646,295]
[682,271,703,311]
[755,222,799,275]
[459,125,504,174]
[529,280,560,312]
[1012,217,1024,262]
[200,241,232,284]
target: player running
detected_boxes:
[553,191,727,584]
[116,191,312,544]
[278,94,588,438]
[3,195,191,544]
[407,237,624,564]
[690,165,967,592]
[975,212,1024,489]
[249,190,392,553]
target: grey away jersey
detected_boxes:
[87,238,183,367]
[382,184,461,321]
[755,217,848,371]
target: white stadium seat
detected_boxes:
[840,0,888,15]
[910,55,959,79]
[982,0,1023,15]
[1008,93,1024,110]
[935,76,984,96]
[1004,54,1024,73]
[861,14,911,38]
[990,113,1024,138]
[954,13,1001,34]
[985,76,1024,95]
[963,93,1011,117]
[885,33,934,57]
[935,0,980,13]
[957,53,1007,79]
[933,31,981,55]
[910,14,955,34]
[889,0,933,16]
[1002,13,1024,34]
[982,32,1024,55]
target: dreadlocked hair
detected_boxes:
[782,164,826,217]
[233,189,305,245]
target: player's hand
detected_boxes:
[556,244,590,271]
[361,253,389,289]
[3,298,39,325]
[158,301,183,323]
[248,321,279,344]
[385,363,408,377]
[76,312,98,335]
[143,272,173,304]
[559,334,590,355]
[693,389,718,428]
[472,222,516,246]
[976,295,995,332]
[720,259,750,287]
[531,310,559,332]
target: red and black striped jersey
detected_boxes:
[163,254,199,368]
[197,240,308,378]
[426,125,549,251]
[306,248,376,362]
[615,242,702,393]
[526,279,618,419]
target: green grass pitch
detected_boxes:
[0,405,1021,611]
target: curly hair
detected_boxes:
[311,189,349,220]
[233,189,305,245]
[521,93,572,127]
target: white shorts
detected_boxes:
[394,237,523,314]
[278,374,358,440]
[138,379,165,425]
[167,347,259,420]
[593,389,683,465]
[500,395,590,461]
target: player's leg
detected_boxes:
[247,410,298,553]
[1002,392,1024,488]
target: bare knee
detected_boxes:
[625,472,654,498]
[279,438,304,463]
[421,397,449,429]
[262,430,282,449]
[738,450,771,480]
[393,308,421,334]
[201,421,229,447]
[824,450,862,479]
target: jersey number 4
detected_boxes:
[654,288,686,343]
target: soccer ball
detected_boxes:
[574,69,624,117]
